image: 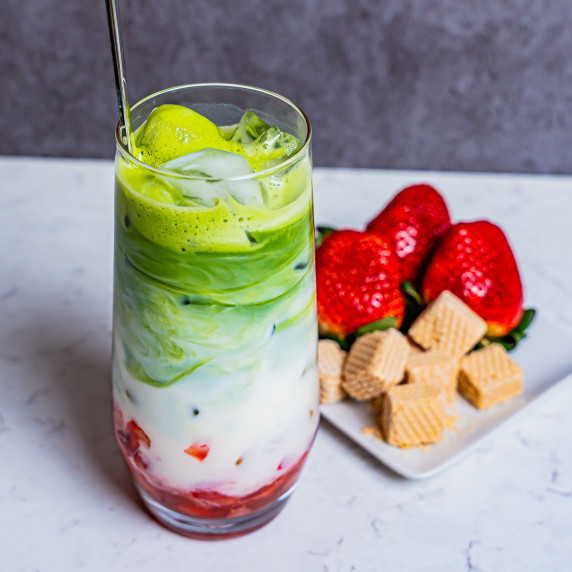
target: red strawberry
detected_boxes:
[422,221,524,337]
[184,441,210,462]
[366,184,451,284]
[316,230,405,339]
[126,420,151,448]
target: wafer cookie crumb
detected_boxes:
[361,425,384,440]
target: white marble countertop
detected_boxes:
[1,157,572,571]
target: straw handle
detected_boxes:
[105,0,133,151]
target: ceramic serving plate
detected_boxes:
[320,314,572,479]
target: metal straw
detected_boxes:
[105,0,133,152]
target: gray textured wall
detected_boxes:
[1,0,572,173]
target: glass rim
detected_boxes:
[115,82,312,182]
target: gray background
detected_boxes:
[1,0,572,173]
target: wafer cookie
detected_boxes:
[406,350,459,403]
[407,337,425,355]
[380,383,445,447]
[408,291,487,358]
[342,329,409,400]
[369,394,385,416]
[458,344,522,409]
[318,339,347,404]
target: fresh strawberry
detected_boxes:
[366,184,451,284]
[184,441,210,462]
[126,420,151,448]
[316,230,405,339]
[133,451,150,470]
[422,221,524,337]
[118,420,151,453]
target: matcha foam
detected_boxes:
[131,104,302,172]
[117,104,310,255]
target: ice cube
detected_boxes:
[230,111,271,144]
[244,126,302,170]
[162,148,264,207]
[218,124,237,140]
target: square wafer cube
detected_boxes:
[459,344,522,409]
[380,383,445,447]
[408,291,487,358]
[342,329,409,400]
[369,394,385,416]
[406,350,459,403]
[318,339,347,404]
[407,337,425,355]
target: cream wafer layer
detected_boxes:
[459,344,522,409]
[320,384,346,404]
[380,383,445,447]
[342,329,409,400]
[407,337,425,355]
[408,291,487,358]
[406,350,459,403]
[369,394,385,416]
[318,339,347,404]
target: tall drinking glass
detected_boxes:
[112,84,318,538]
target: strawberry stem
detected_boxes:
[477,308,536,351]
[315,226,336,248]
[401,281,424,306]
[400,281,425,333]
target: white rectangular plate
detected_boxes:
[320,315,572,479]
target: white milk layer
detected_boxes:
[112,313,319,498]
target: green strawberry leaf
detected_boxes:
[351,317,398,338]
[318,332,351,351]
[401,281,424,306]
[400,281,425,333]
[318,317,398,351]
[346,317,398,347]
[477,308,536,352]
[514,308,536,334]
[315,226,336,248]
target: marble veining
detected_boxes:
[1,158,571,571]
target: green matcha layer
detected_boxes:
[113,105,315,387]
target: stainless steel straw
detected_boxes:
[105,0,133,152]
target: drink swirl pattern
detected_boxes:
[112,103,319,519]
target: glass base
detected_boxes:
[136,483,295,539]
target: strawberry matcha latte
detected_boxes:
[112,84,318,537]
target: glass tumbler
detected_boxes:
[112,84,318,538]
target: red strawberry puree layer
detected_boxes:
[114,406,310,519]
